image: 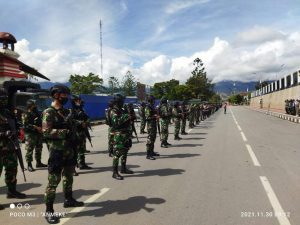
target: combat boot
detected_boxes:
[27,162,35,172]
[160,141,168,148]
[120,162,134,174]
[79,163,92,170]
[174,135,182,140]
[146,152,156,160]
[7,187,26,199]
[0,204,4,210]
[166,141,172,145]
[45,202,60,224]
[36,161,47,168]
[112,166,123,180]
[152,151,160,156]
[63,192,84,208]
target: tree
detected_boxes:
[228,94,243,105]
[151,79,180,100]
[186,58,214,100]
[173,84,193,100]
[108,76,120,95]
[69,73,103,95]
[209,94,222,103]
[121,71,137,96]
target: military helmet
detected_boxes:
[50,84,70,97]
[160,96,167,104]
[71,94,81,102]
[26,99,36,109]
[114,93,125,107]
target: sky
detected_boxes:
[1,0,300,85]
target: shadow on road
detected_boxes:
[179,137,205,140]
[125,168,185,178]
[159,153,201,158]
[77,165,141,175]
[0,182,42,195]
[188,132,208,135]
[68,196,166,218]
[168,144,203,147]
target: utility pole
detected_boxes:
[99,19,103,77]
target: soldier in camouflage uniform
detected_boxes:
[180,101,188,135]
[0,88,26,210]
[195,104,200,125]
[105,99,115,157]
[71,95,92,170]
[159,97,171,148]
[42,85,83,224]
[110,94,133,180]
[22,99,47,172]
[145,95,160,160]
[172,102,182,140]
[139,102,146,134]
[188,104,195,128]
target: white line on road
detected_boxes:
[237,125,242,131]
[245,144,261,167]
[240,131,247,142]
[58,187,110,225]
[260,176,291,225]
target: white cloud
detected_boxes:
[14,28,300,87]
[165,0,210,14]
[235,26,286,46]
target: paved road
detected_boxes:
[0,106,299,225]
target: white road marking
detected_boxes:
[240,131,247,142]
[188,129,193,133]
[237,125,242,131]
[260,176,291,225]
[245,144,261,167]
[58,188,110,225]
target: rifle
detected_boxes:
[131,121,139,142]
[7,118,26,182]
[85,128,93,147]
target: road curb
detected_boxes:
[246,107,300,124]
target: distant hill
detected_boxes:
[213,81,257,95]
[39,81,70,89]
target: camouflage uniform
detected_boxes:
[105,100,114,157]
[22,107,45,170]
[188,104,195,128]
[139,102,146,134]
[0,91,26,202]
[180,103,188,135]
[43,106,75,203]
[172,103,182,140]
[159,97,171,147]
[110,97,132,179]
[72,105,91,169]
[145,100,157,159]
[43,85,83,224]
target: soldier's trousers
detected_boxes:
[112,132,131,167]
[0,146,18,190]
[146,128,157,154]
[77,138,86,165]
[108,128,114,154]
[44,149,74,203]
[160,119,169,142]
[25,133,43,163]
[140,118,146,133]
[174,119,181,137]
[181,118,186,133]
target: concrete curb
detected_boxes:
[247,107,300,124]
